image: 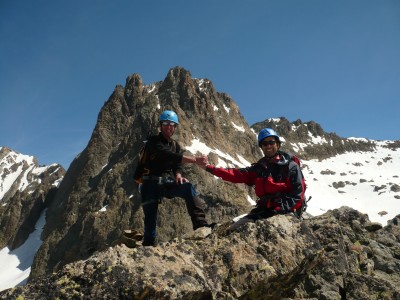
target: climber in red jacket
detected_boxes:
[201,128,306,232]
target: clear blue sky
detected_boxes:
[1,0,399,168]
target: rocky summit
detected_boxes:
[1,66,399,299]
[1,207,399,299]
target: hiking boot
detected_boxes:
[123,229,144,241]
[119,235,137,248]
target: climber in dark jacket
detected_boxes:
[201,128,305,232]
[138,110,213,246]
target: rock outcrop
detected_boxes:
[2,207,399,299]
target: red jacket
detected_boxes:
[206,151,305,213]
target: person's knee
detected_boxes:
[179,182,197,197]
[187,183,198,197]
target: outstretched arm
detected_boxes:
[205,165,256,186]
[181,154,209,166]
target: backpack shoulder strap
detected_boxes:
[171,140,177,153]
[290,154,301,167]
[278,151,301,167]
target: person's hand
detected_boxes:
[175,173,189,184]
[195,155,209,169]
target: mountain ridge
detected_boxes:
[1,66,399,297]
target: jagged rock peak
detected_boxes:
[0,147,65,250]
[124,73,144,100]
[125,73,143,88]
[161,66,192,89]
[0,146,10,155]
[1,146,37,167]
[0,147,64,200]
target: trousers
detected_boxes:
[140,179,207,245]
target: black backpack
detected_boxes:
[133,138,177,184]
[133,141,150,184]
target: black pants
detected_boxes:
[141,180,207,244]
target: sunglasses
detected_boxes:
[161,121,177,126]
[261,140,276,146]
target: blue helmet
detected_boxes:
[257,128,281,146]
[159,110,179,124]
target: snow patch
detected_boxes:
[0,209,47,291]
[223,104,230,114]
[231,122,245,132]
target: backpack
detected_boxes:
[133,141,150,184]
[286,153,311,219]
[133,138,177,184]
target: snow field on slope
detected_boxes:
[304,146,399,225]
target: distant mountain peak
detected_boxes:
[0,147,65,250]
